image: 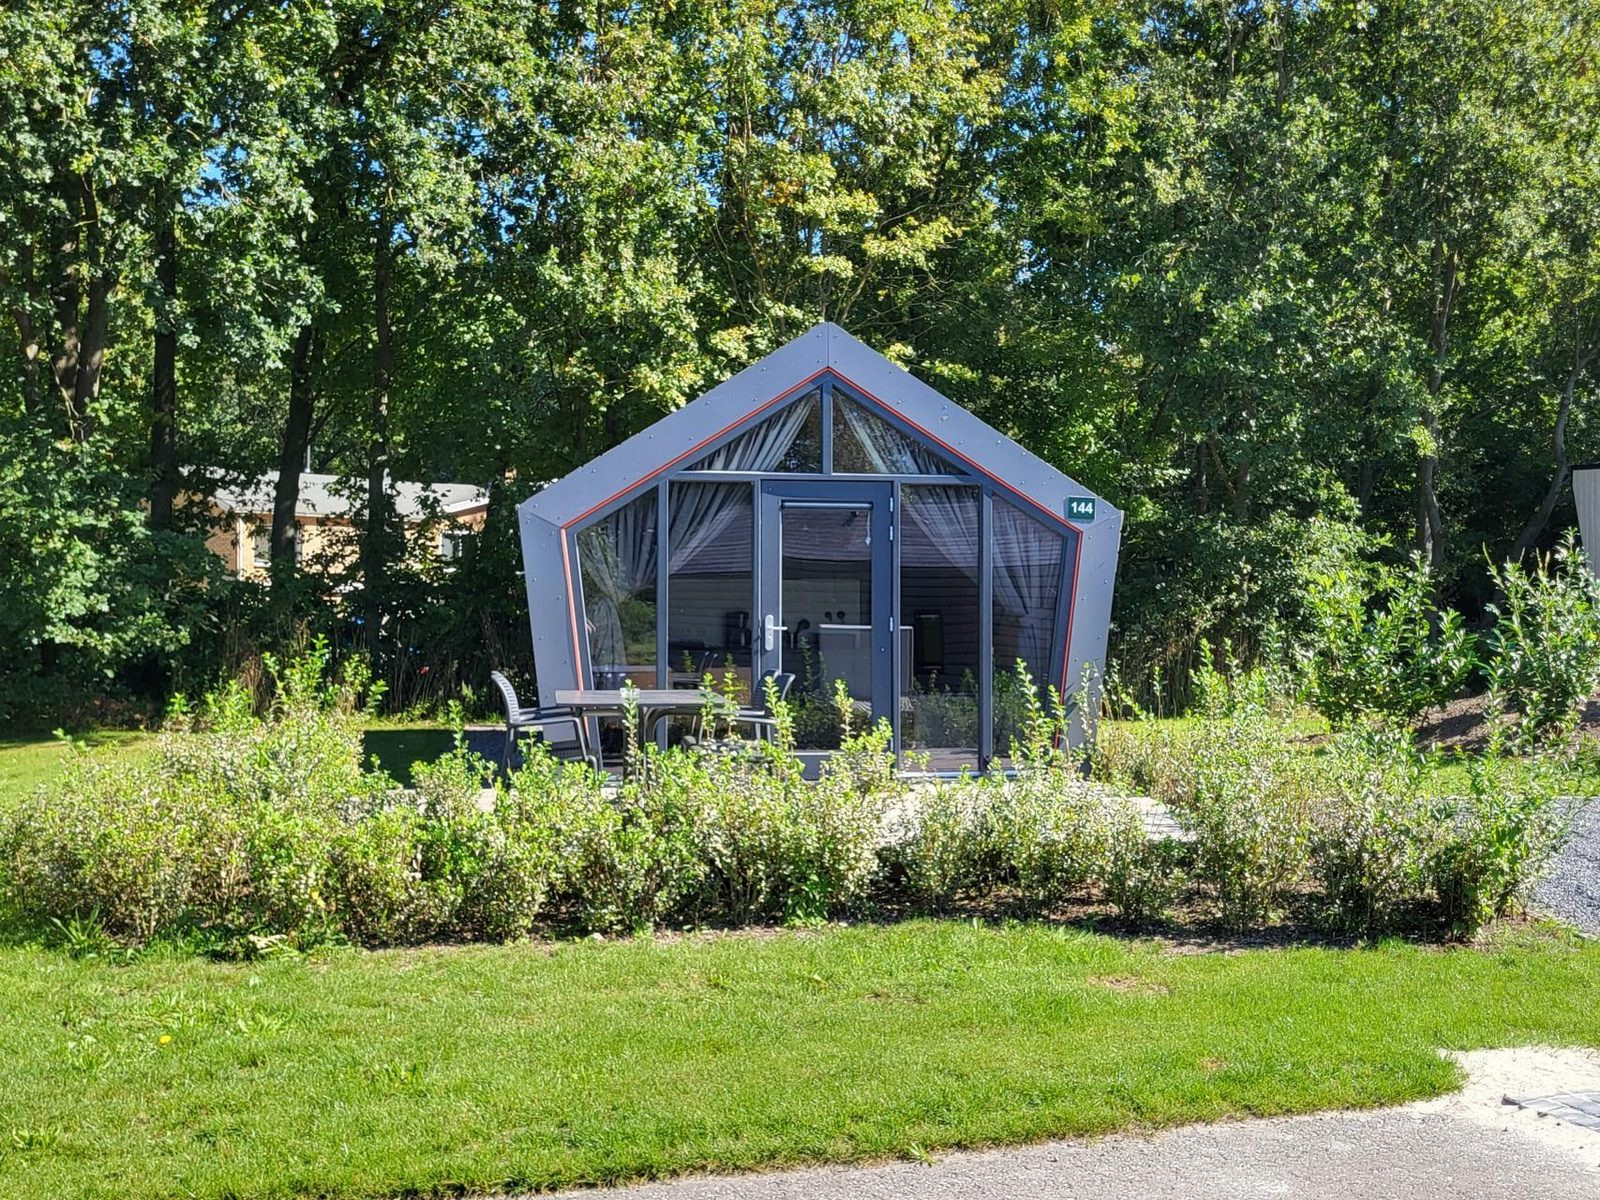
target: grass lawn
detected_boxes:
[0,725,456,802]
[1102,717,1600,798]
[7,919,1600,1199]
[0,732,151,806]
[359,722,457,785]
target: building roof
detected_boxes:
[519,322,1120,533]
[212,471,486,522]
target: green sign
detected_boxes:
[1066,496,1097,523]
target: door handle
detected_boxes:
[764,613,788,653]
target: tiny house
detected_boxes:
[517,324,1122,769]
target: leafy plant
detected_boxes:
[1307,555,1474,730]
[1484,535,1600,751]
[1170,708,1314,929]
[1101,823,1187,926]
[1426,751,1572,937]
[1310,731,1435,934]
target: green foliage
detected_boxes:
[1484,536,1600,750]
[1,644,379,945]
[1307,556,1476,729]
[1311,731,1435,934]
[1102,828,1187,926]
[3,0,1599,731]
[1133,702,1314,930]
[1426,753,1571,937]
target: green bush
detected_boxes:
[2,642,381,945]
[897,775,990,906]
[1310,731,1434,934]
[984,774,1123,910]
[1307,555,1474,730]
[1170,709,1313,929]
[1102,823,1187,925]
[1426,753,1570,937]
[1485,535,1600,751]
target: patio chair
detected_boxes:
[727,670,797,742]
[488,670,591,770]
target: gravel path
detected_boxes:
[1535,798,1600,936]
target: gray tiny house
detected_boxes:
[517,323,1122,770]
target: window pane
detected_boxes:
[832,395,957,475]
[900,486,981,770]
[992,501,1063,759]
[684,390,821,472]
[782,503,875,750]
[667,482,753,683]
[577,491,658,686]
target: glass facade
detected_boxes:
[566,379,1077,770]
[667,481,754,682]
[832,395,957,474]
[900,486,981,769]
[992,500,1064,758]
[685,389,822,472]
[576,490,658,687]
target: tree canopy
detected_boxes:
[1,0,1596,717]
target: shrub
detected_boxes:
[689,683,900,925]
[897,775,991,906]
[559,751,709,934]
[2,643,382,946]
[1173,709,1313,929]
[1426,752,1571,937]
[983,773,1123,910]
[1485,535,1600,751]
[1307,555,1474,730]
[1101,819,1187,925]
[1310,731,1434,934]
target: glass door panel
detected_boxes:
[759,483,893,751]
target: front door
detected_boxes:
[758,481,894,749]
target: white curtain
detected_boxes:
[992,502,1062,680]
[688,393,817,471]
[578,495,657,671]
[835,396,949,474]
[903,486,981,585]
[669,482,749,572]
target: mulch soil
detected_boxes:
[1414,693,1600,753]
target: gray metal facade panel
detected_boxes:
[1575,466,1600,579]
[518,507,580,707]
[818,324,1122,525]
[1061,509,1124,741]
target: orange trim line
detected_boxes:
[561,533,583,687]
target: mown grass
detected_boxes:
[0,725,455,801]
[0,732,151,806]
[6,919,1600,1199]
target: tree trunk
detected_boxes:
[271,325,319,579]
[1509,341,1598,561]
[71,173,112,434]
[148,209,178,530]
[1416,245,1458,573]
[362,224,395,652]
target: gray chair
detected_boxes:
[489,670,590,769]
[728,670,797,742]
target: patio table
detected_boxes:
[553,688,720,762]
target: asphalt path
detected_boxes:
[530,1049,1600,1200]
